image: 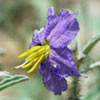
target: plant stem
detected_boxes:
[68,77,80,100]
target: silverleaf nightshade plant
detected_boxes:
[17,7,82,95]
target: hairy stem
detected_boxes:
[68,77,80,100]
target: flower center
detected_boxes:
[18,40,52,73]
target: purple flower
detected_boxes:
[18,7,81,95]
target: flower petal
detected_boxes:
[50,47,81,77]
[50,15,79,48]
[48,7,55,17]
[44,7,70,40]
[30,28,44,48]
[45,8,79,48]
[30,8,79,49]
[39,62,67,95]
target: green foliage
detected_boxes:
[90,61,100,68]
[82,34,100,56]
[81,61,100,73]
[72,34,100,100]
[0,74,29,91]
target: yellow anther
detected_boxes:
[18,46,41,58]
[22,57,39,68]
[27,54,45,73]
[25,47,46,61]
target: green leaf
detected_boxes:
[89,61,100,68]
[82,34,100,55]
[81,85,100,100]
[0,71,11,78]
[0,75,29,91]
[81,61,100,73]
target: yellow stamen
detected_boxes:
[27,54,45,73]
[18,40,53,74]
[44,51,49,60]
[18,46,41,58]
[25,47,46,61]
[22,57,39,68]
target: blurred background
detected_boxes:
[0,0,100,100]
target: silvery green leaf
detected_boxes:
[81,61,100,73]
[89,61,100,68]
[77,53,86,60]
[82,34,100,55]
[0,75,29,91]
[0,71,11,78]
